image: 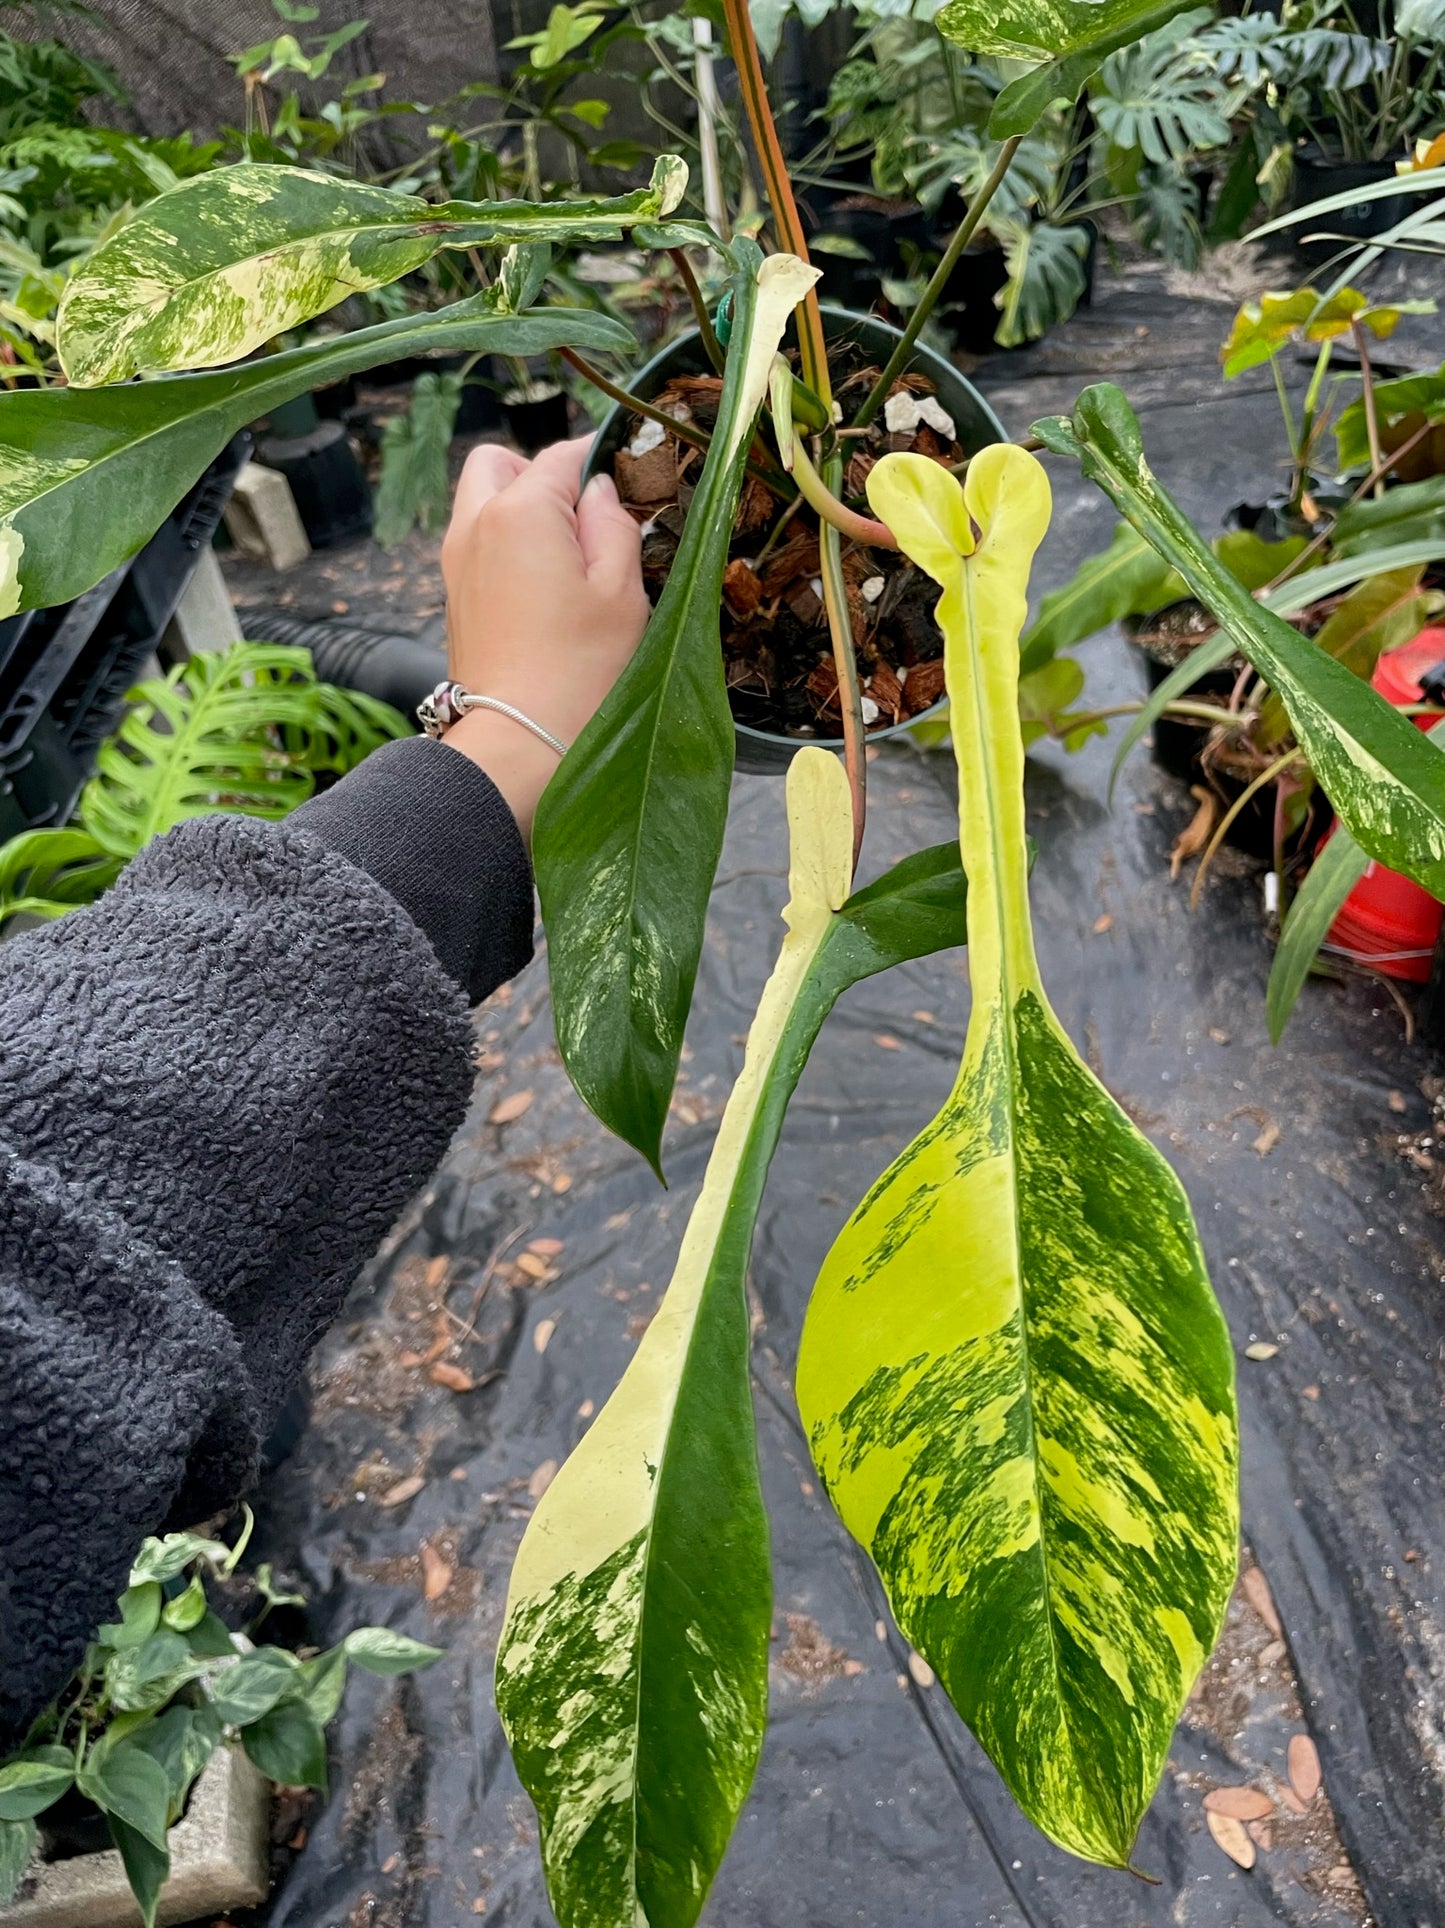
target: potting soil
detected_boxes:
[235,253,1445,1928]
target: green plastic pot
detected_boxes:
[584,304,1006,772]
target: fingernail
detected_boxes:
[586,472,619,503]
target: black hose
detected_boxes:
[238,610,446,718]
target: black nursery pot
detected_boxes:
[585,304,1006,772]
[1289,147,1410,266]
[258,419,373,549]
[504,384,571,453]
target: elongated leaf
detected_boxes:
[935,0,1185,138]
[57,157,686,384]
[1020,521,1183,673]
[1331,476,1445,556]
[0,291,631,618]
[107,1816,168,1928]
[798,448,1239,1869]
[1266,829,1369,1042]
[1267,716,1445,1040]
[343,1628,444,1676]
[1250,166,1445,237]
[500,748,969,1928]
[0,827,122,925]
[1036,385,1445,898]
[534,245,821,1174]
[374,369,463,548]
[1256,567,1436,747]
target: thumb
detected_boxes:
[577,471,643,590]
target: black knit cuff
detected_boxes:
[292,736,535,1005]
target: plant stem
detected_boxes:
[752,486,807,567]
[668,248,726,375]
[853,135,1022,431]
[1270,352,1300,467]
[719,0,830,404]
[1263,416,1434,592]
[1190,748,1303,908]
[1351,319,1385,498]
[559,348,792,501]
[789,434,898,547]
[818,447,867,872]
[948,434,1043,477]
[1292,339,1333,508]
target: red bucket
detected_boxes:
[1324,626,1445,982]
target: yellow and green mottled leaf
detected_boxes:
[795,447,1239,1870]
[56,156,689,386]
[0,290,631,617]
[499,749,971,1928]
[1035,384,1445,900]
[935,0,1185,137]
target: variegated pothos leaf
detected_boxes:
[499,751,971,1928]
[795,448,1239,1869]
[57,156,688,385]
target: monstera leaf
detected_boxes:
[56,157,689,384]
[936,0,1192,138]
[534,245,821,1175]
[0,290,632,617]
[796,447,1239,1869]
[1036,384,1445,899]
[499,749,969,1928]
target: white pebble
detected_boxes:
[861,575,885,603]
[861,696,881,725]
[628,418,666,456]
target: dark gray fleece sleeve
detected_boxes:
[0,738,534,1746]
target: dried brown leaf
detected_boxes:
[1206,1810,1256,1869]
[1204,1786,1274,1821]
[420,1543,453,1602]
[378,1475,426,1509]
[534,1317,557,1355]
[1170,785,1219,879]
[1241,1565,1283,1636]
[489,1089,534,1125]
[1287,1732,1322,1804]
[429,1361,475,1393]
[528,1458,558,1500]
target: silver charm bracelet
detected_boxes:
[417,679,568,757]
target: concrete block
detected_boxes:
[0,1745,271,1928]
[223,462,310,572]
[160,547,242,660]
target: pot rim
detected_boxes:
[588,302,1006,755]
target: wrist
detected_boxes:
[438,707,562,844]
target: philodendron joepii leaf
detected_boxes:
[56,156,689,384]
[796,448,1239,1869]
[1036,384,1445,899]
[534,244,822,1175]
[0,291,631,618]
[936,0,1190,139]
[498,746,969,1928]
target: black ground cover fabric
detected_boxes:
[240,256,1443,1928]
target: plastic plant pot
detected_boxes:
[503,383,570,453]
[584,304,1006,772]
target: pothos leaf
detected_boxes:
[500,748,969,1928]
[0,1818,36,1905]
[797,447,1239,1869]
[534,244,822,1175]
[1036,385,1445,899]
[56,156,688,384]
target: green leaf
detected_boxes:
[106,1816,169,1928]
[1035,385,1445,899]
[298,1648,348,1727]
[1251,165,1445,240]
[0,292,632,619]
[500,749,969,1928]
[533,245,822,1174]
[129,1704,221,1822]
[209,1648,301,1727]
[993,220,1089,348]
[1266,829,1369,1043]
[342,1628,445,1676]
[0,827,122,927]
[56,156,687,384]
[1256,567,1437,747]
[79,1741,173,1849]
[0,1756,74,1821]
[1221,286,1435,378]
[105,1632,201,1714]
[241,1699,328,1791]
[161,1576,209,1633]
[1331,476,1445,557]
[798,447,1238,1868]
[934,0,1187,139]
[130,1530,233,1586]
[1212,530,1310,594]
[98,1581,163,1651]
[0,1819,36,1905]
[374,369,462,549]
[185,1610,239,1660]
[1019,521,1183,673]
[1335,368,1445,471]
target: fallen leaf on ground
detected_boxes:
[907,1651,935,1688]
[1093,913,1113,934]
[430,1361,475,1393]
[378,1475,426,1508]
[1245,1341,1279,1360]
[1252,1122,1281,1156]
[534,1317,556,1355]
[1209,1027,1231,1045]
[1278,1784,1308,1815]
[528,1458,558,1500]
[421,1544,453,1601]
[1389,1089,1407,1113]
[873,1034,901,1050]
[424,1255,448,1289]
[489,1089,534,1125]
[1248,1821,1273,1850]
[577,1398,594,1419]
[1241,1565,1283,1636]
[1287,1732,1322,1804]
[516,1252,556,1282]
[1206,1810,1256,1869]
[528,1237,565,1257]
[1204,1786,1274,1821]
[911,1010,935,1024]
[551,1172,573,1194]
[1171,785,1218,879]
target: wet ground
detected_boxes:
[226,247,1445,1928]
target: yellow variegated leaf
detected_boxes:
[796,447,1239,1870]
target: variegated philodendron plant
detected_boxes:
[8,123,1445,1928]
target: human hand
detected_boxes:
[438,435,648,842]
